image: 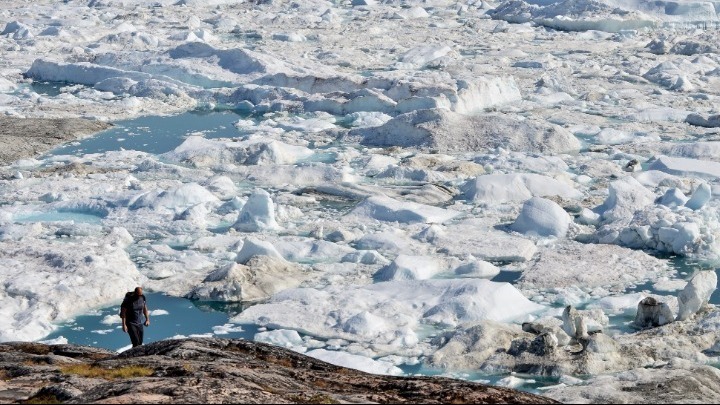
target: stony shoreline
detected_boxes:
[0,337,555,404]
[0,117,110,165]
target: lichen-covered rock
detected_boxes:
[0,339,556,404]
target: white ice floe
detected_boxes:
[649,155,720,180]
[0,228,143,342]
[373,255,442,281]
[233,279,545,347]
[163,136,314,167]
[432,219,539,262]
[38,336,69,345]
[349,195,460,224]
[350,109,579,154]
[306,349,403,376]
[520,242,670,291]
[677,271,718,321]
[212,324,244,335]
[254,329,304,349]
[595,177,655,223]
[232,189,281,232]
[510,197,571,238]
[461,173,581,204]
[191,257,305,302]
[129,183,219,214]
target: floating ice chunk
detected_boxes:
[677,271,717,321]
[454,260,500,279]
[488,1,657,33]
[350,109,578,153]
[393,6,429,19]
[101,315,121,325]
[643,61,696,91]
[436,221,538,262]
[686,114,720,128]
[373,255,441,281]
[232,189,280,232]
[344,111,393,128]
[666,142,720,159]
[2,21,34,40]
[0,230,143,342]
[577,208,601,226]
[234,279,544,344]
[497,376,536,389]
[205,176,237,200]
[254,329,304,348]
[510,197,570,238]
[520,242,669,290]
[341,250,390,265]
[659,188,688,208]
[130,183,219,213]
[307,349,403,376]
[685,182,711,210]
[273,240,354,263]
[349,195,460,224]
[212,324,244,335]
[398,44,454,68]
[235,238,284,264]
[38,336,68,345]
[649,155,720,180]
[0,77,17,92]
[273,115,335,133]
[461,173,581,204]
[595,128,633,145]
[342,311,390,337]
[586,293,646,316]
[163,136,314,167]
[596,177,655,223]
[191,257,303,302]
[149,309,169,316]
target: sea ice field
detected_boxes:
[6,0,720,401]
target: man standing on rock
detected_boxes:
[120,287,150,347]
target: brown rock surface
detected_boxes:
[0,116,110,164]
[0,338,556,404]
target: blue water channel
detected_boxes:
[42,293,258,352]
[50,109,252,156]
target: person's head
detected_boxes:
[134,287,143,296]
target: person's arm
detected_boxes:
[143,301,150,327]
[120,306,128,333]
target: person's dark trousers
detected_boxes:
[127,323,144,347]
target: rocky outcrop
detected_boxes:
[0,338,555,404]
[0,117,111,164]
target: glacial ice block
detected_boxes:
[510,197,570,238]
[349,195,460,224]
